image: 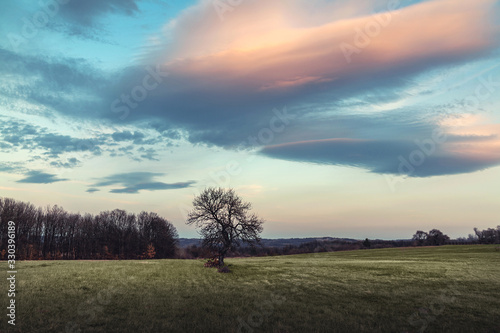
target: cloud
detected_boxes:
[161,0,497,87]
[92,172,195,194]
[136,147,159,161]
[111,130,145,143]
[36,134,103,157]
[101,0,499,148]
[50,157,81,168]
[1,0,499,181]
[0,121,43,148]
[59,0,142,27]
[0,116,173,171]
[86,188,100,193]
[109,182,194,193]
[0,163,17,173]
[0,47,107,119]
[3,0,498,151]
[260,135,500,177]
[45,21,117,44]
[17,171,68,184]
[0,142,12,150]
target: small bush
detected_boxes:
[217,265,231,273]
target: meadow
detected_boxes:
[1,245,499,332]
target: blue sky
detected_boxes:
[1,0,499,239]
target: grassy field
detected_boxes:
[1,245,499,332]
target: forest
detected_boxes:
[0,197,178,260]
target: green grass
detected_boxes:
[1,245,500,332]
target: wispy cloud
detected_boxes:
[92,172,195,194]
[59,0,142,27]
[17,171,68,184]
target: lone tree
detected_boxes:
[187,188,264,266]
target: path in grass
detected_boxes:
[1,245,499,332]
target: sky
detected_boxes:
[0,0,499,240]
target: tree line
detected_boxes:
[0,197,178,260]
[412,227,500,246]
[177,238,416,259]
[177,227,500,260]
[472,226,500,244]
[1,194,499,261]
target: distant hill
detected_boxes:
[178,237,360,248]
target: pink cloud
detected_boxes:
[155,0,499,93]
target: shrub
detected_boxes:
[217,265,231,273]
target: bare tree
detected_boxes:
[187,188,264,266]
